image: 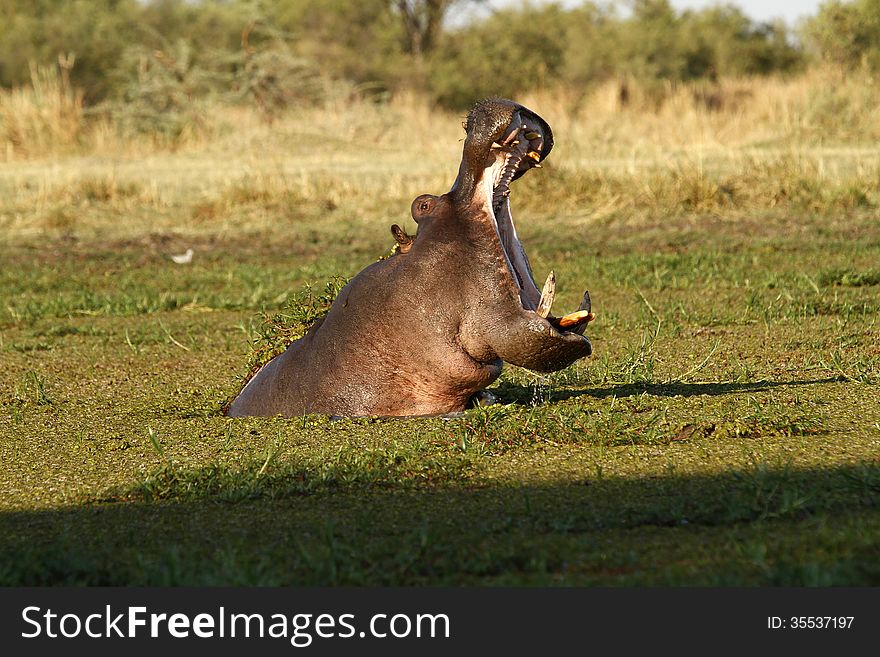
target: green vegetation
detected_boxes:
[1,206,878,584]
[2,96,879,584]
[246,277,349,374]
[0,0,813,114]
[805,0,880,71]
[3,0,877,123]
[1,0,879,586]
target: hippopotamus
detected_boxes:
[227,98,593,418]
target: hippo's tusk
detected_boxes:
[578,290,592,313]
[545,291,595,333]
[536,271,556,318]
[558,291,595,334]
[501,126,522,147]
[558,310,593,329]
[527,151,541,163]
[524,131,540,140]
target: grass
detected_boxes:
[1,81,879,586]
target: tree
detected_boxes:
[803,0,880,71]
[394,0,482,58]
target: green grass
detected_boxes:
[2,138,880,586]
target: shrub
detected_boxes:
[803,0,880,71]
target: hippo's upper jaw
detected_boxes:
[452,99,594,373]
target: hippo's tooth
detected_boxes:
[501,126,522,146]
[578,290,592,314]
[527,151,541,162]
[536,271,556,318]
[524,131,540,140]
[562,291,594,334]
[558,310,593,329]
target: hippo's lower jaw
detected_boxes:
[458,100,594,373]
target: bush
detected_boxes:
[428,0,803,108]
[1,1,806,112]
[428,4,569,108]
[803,0,880,71]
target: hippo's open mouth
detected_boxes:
[484,116,548,312]
[467,101,593,334]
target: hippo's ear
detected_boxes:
[390,224,413,253]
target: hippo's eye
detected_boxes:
[419,200,430,212]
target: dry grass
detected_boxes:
[6,66,880,160]
[2,66,879,245]
[521,68,880,155]
[0,63,84,158]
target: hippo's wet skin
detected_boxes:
[227,98,593,418]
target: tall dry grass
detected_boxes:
[2,65,879,243]
[520,68,880,158]
[4,65,880,161]
[0,61,84,159]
